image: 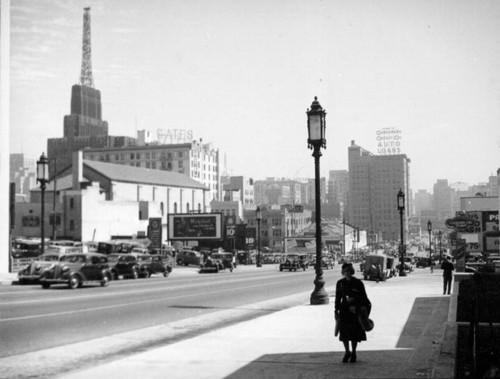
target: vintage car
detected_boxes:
[181,250,203,267]
[199,255,225,273]
[210,252,236,272]
[130,253,173,278]
[107,253,140,280]
[279,254,309,272]
[18,252,62,283]
[310,255,335,270]
[39,253,112,289]
[18,245,84,284]
[11,239,41,259]
[363,254,396,281]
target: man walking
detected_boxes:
[441,256,454,295]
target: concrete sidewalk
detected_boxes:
[58,270,454,379]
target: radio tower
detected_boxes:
[80,7,94,88]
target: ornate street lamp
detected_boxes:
[307,96,329,305]
[397,188,407,276]
[427,220,433,272]
[256,206,262,268]
[36,153,50,255]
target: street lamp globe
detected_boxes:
[307,96,326,150]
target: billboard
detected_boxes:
[148,217,162,249]
[168,213,222,241]
[376,128,402,155]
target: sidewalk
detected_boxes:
[58,270,454,379]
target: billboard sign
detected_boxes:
[168,213,222,241]
[376,128,402,155]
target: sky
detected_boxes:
[8,0,500,193]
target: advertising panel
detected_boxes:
[375,128,402,155]
[168,213,222,241]
[148,217,162,250]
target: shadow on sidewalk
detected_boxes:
[226,296,451,379]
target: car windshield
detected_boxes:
[285,255,299,261]
[137,255,151,262]
[60,255,87,263]
[107,255,121,263]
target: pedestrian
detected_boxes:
[335,263,372,363]
[441,256,454,295]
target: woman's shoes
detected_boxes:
[350,352,357,362]
[342,351,352,363]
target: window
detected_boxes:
[152,152,157,159]
[130,153,135,159]
[69,198,74,209]
[178,151,183,158]
[69,220,74,231]
[167,152,172,159]
[146,152,150,159]
[178,160,183,168]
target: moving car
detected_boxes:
[279,254,309,272]
[363,254,394,281]
[130,253,173,278]
[39,253,112,289]
[199,255,225,273]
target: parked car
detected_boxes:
[279,254,309,272]
[18,252,63,283]
[181,250,203,267]
[39,253,112,289]
[363,254,394,281]
[11,239,41,259]
[107,254,140,280]
[130,253,173,278]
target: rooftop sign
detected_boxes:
[376,128,402,155]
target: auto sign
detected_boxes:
[445,217,478,232]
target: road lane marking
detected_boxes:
[0,280,300,322]
[0,271,324,306]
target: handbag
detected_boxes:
[357,305,374,332]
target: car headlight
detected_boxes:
[61,266,70,273]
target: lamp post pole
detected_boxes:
[307,97,329,305]
[438,231,442,263]
[256,206,262,268]
[51,158,57,241]
[397,188,407,276]
[36,153,50,256]
[427,220,433,273]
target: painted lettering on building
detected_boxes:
[157,129,194,144]
[376,128,403,155]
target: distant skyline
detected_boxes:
[9,0,500,193]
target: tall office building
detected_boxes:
[414,189,433,217]
[47,8,134,173]
[433,179,453,220]
[347,140,411,241]
[328,170,349,218]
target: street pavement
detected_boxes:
[1,267,455,379]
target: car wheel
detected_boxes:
[41,282,50,289]
[279,266,283,272]
[68,275,80,289]
[163,270,169,278]
[215,266,219,273]
[100,274,110,287]
[132,268,139,279]
[111,270,119,280]
[144,270,151,278]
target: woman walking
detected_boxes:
[335,263,371,363]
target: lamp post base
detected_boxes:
[310,289,329,305]
[399,270,407,277]
[310,272,329,305]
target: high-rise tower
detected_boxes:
[47,7,134,172]
[80,7,94,88]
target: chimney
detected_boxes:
[351,140,355,146]
[73,150,83,190]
